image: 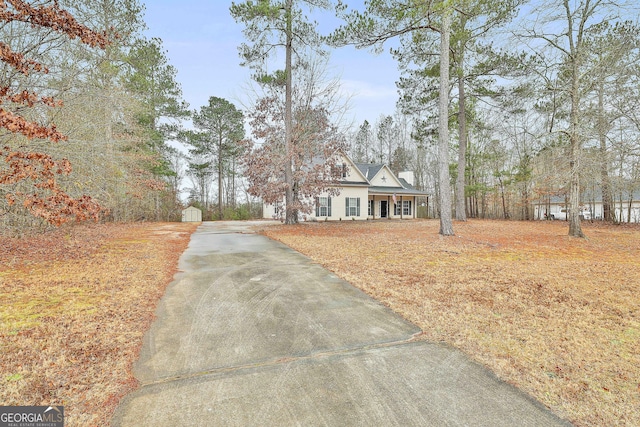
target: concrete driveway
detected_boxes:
[112,221,571,426]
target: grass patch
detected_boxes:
[262,219,640,427]
[0,222,197,426]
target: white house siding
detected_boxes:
[343,161,368,182]
[534,199,640,223]
[262,187,369,221]
[263,202,281,220]
[314,186,369,221]
[611,200,640,223]
[369,166,403,188]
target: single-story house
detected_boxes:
[263,152,428,221]
[534,189,640,223]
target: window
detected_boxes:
[332,163,348,179]
[368,199,373,216]
[394,200,412,216]
[403,200,412,216]
[316,197,331,217]
[345,197,360,217]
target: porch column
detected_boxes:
[372,196,375,219]
[413,197,416,219]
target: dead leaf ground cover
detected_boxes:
[261,219,640,427]
[0,222,197,426]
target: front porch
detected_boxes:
[368,194,418,220]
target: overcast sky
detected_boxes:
[142,1,401,130]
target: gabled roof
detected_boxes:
[353,161,428,196]
[354,163,384,180]
[305,151,428,195]
[356,162,410,189]
[338,153,369,185]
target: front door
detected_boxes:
[380,200,388,218]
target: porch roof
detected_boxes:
[368,186,428,196]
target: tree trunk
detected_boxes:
[231,157,237,208]
[499,176,508,219]
[218,135,224,220]
[522,185,530,220]
[566,0,585,238]
[455,29,467,221]
[438,10,454,236]
[568,153,584,234]
[598,80,613,222]
[284,0,296,224]
[199,174,206,211]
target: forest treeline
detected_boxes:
[2,1,639,235]
[0,0,188,234]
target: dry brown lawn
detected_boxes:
[0,222,197,426]
[261,219,640,427]
[2,219,637,426]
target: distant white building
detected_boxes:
[534,190,640,223]
[263,152,428,221]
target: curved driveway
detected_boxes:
[112,221,571,426]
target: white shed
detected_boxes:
[181,206,202,222]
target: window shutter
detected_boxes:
[328,197,332,217]
[356,198,360,217]
[345,197,350,216]
[315,197,319,217]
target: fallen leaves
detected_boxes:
[0,222,197,426]
[262,219,640,427]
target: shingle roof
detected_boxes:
[539,188,640,203]
[351,162,428,195]
[398,178,416,190]
[354,163,384,180]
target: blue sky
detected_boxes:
[142,1,401,129]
